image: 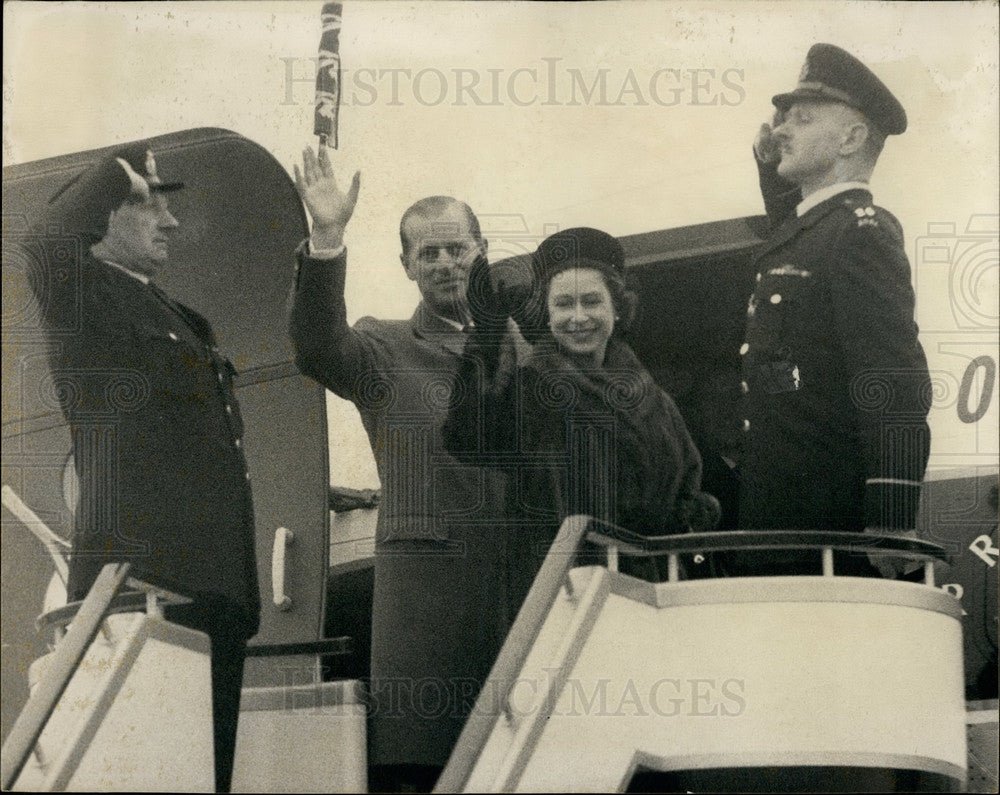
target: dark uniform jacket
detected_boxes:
[40,253,260,635]
[738,173,931,547]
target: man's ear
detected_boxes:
[400,252,418,283]
[98,208,122,246]
[839,120,870,156]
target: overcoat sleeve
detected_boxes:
[673,404,705,501]
[442,323,520,462]
[664,394,723,532]
[828,217,931,529]
[289,243,377,399]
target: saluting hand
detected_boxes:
[293,145,360,250]
[753,109,786,165]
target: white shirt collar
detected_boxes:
[101,259,151,285]
[434,313,471,332]
[797,181,871,217]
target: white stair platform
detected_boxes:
[232,679,366,793]
[13,612,214,792]
[449,563,967,792]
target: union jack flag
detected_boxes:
[314,3,342,148]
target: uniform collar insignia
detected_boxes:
[767,264,812,277]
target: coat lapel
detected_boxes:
[410,303,467,355]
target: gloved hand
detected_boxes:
[753,108,786,165]
[465,254,511,332]
[865,527,923,579]
[679,492,722,533]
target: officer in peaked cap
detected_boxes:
[733,45,932,580]
[34,142,260,792]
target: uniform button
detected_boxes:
[740,343,750,355]
[235,438,242,448]
[743,419,751,432]
[218,372,224,383]
[770,294,782,304]
[755,273,762,283]
[226,405,233,414]
[245,472,251,481]
[168,332,179,341]
[741,381,749,394]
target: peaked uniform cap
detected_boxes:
[42,142,183,243]
[772,43,907,135]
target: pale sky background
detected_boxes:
[4,0,998,488]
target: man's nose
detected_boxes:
[427,259,455,277]
[436,251,467,273]
[159,210,179,230]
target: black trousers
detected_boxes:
[166,601,249,794]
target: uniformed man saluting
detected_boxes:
[30,144,260,792]
[736,43,932,578]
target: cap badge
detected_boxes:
[115,157,151,199]
[145,149,162,185]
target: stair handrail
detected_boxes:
[0,562,131,790]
